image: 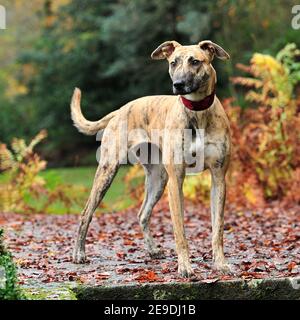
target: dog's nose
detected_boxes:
[173,81,185,90]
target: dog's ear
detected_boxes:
[151,41,181,60]
[198,40,230,61]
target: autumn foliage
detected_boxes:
[0,131,86,213]
[228,43,300,208]
[0,130,48,212]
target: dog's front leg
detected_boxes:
[166,164,193,278]
[210,168,232,273]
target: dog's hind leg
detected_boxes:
[73,161,119,263]
[138,164,168,259]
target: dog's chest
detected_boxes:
[186,114,229,173]
[184,116,205,173]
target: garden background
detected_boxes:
[0,0,300,298]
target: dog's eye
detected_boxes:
[191,59,201,66]
[170,61,177,67]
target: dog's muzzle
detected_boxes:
[172,80,199,95]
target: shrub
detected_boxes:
[0,229,24,300]
[0,130,48,212]
[230,43,300,205]
[0,131,87,213]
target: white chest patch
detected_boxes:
[185,129,205,175]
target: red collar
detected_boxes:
[180,90,216,111]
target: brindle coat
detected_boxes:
[71,40,232,277]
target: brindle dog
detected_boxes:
[71,40,232,277]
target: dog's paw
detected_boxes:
[72,249,86,264]
[178,263,194,278]
[149,248,165,260]
[213,262,234,275]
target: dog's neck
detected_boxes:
[181,85,215,111]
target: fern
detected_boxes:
[230,44,300,200]
[0,131,85,213]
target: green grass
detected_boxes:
[40,166,135,214]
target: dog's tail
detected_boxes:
[71,88,118,136]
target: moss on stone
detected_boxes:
[73,277,300,300]
[18,276,300,300]
[24,285,77,300]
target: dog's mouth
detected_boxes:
[172,84,201,95]
[172,79,209,95]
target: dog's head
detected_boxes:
[151,40,230,95]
